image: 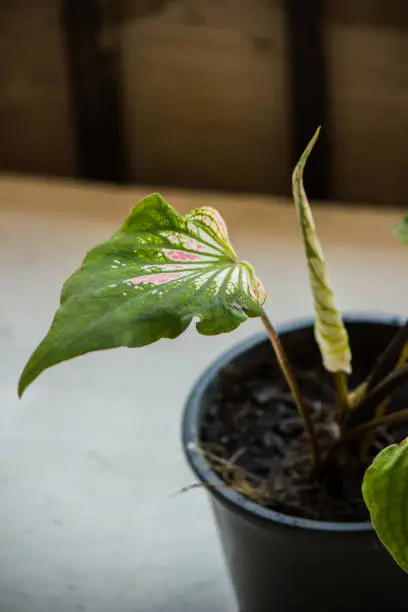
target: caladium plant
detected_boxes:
[18,130,408,575]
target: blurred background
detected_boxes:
[2,0,407,206]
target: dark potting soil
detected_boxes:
[199,326,408,522]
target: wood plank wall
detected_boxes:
[0,0,75,177]
[1,0,408,206]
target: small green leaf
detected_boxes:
[394,213,408,244]
[292,128,351,374]
[18,194,266,396]
[363,440,408,573]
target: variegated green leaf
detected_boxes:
[292,129,351,374]
[18,194,266,396]
[363,440,408,573]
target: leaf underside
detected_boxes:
[18,194,266,396]
[292,128,352,374]
[363,440,408,573]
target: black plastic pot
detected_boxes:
[182,315,408,612]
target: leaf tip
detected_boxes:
[17,369,30,399]
[306,126,321,153]
[17,381,25,399]
[292,127,321,184]
[17,356,39,399]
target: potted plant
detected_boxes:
[18,129,408,611]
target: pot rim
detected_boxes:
[182,311,404,533]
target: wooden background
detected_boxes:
[1,0,408,206]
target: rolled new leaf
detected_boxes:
[292,129,351,374]
[18,194,266,396]
[363,440,408,573]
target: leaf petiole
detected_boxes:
[345,407,408,443]
[334,370,349,418]
[260,310,320,469]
